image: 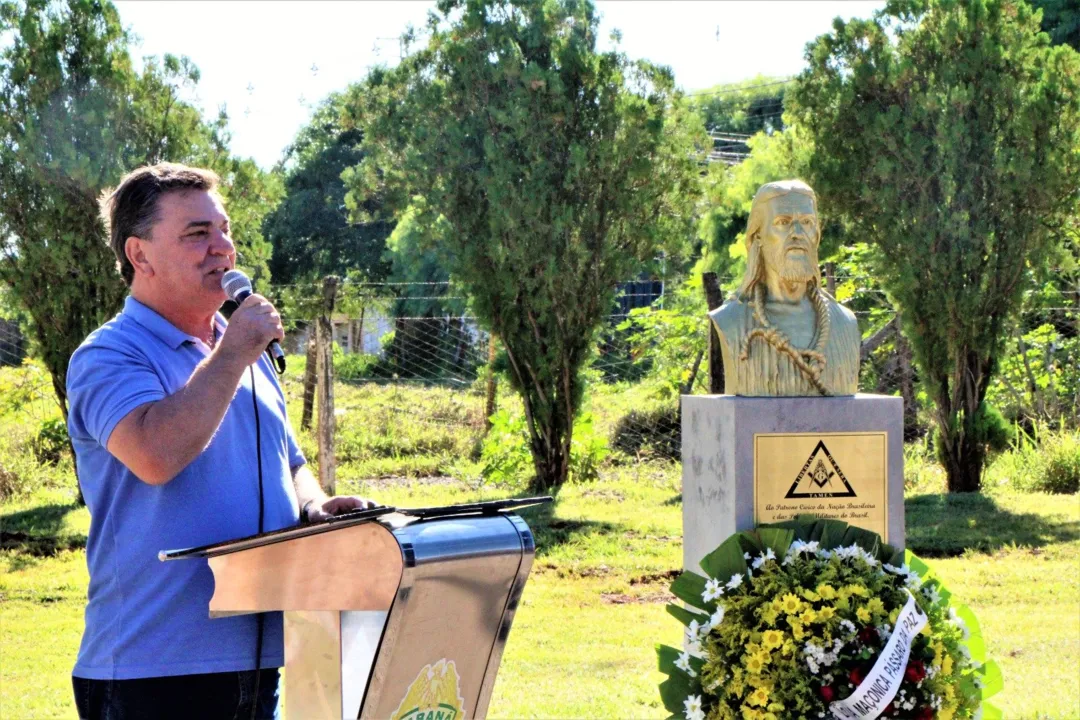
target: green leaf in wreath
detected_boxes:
[884,545,905,567]
[699,534,748,580]
[979,702,1003,720]
[666,602,708,629]
[657,643,682,675]
[818,519,850,549]
[659,672,695,715]
[977,659,1004,698]
[904,550,932,579]
[955,604,986,663]
[756,527,794,561]
[670,571,711,611]
[841,525,881,556]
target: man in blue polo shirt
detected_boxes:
[66,163,374,718]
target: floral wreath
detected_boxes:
[657,516,1002,720]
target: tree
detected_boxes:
[1028,0,1079,50]
[349,0,705,490]
[688,75,788,136]
[792,0,1080,492]
[0,0,274,420]
[264,92,392,285]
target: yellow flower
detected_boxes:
[790,622,806,641]
[817,605,836,622]
[800,588,821,602]
[856,606,872,623]
[866,597,886,617]
[888,608,901,624]
[816,584,837,600]
[844,584,869,598]
[747,687,769,707]
[762,630,784,650]
[781,640,796,657]
[780,593,803,614]
[800,608,818,625]
[761,605,780,626]
[762,714,778,720]
[942,653,954,675]
[744,654,765,674]
[755,649,772,667]
[740,708,763,720]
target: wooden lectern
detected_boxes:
[161,499,548,719]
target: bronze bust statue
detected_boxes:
[708,180,860,396]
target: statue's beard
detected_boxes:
[779,251,817,283]
[762,243,818,286]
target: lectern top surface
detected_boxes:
[158,497,553,561]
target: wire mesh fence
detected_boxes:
[1,277,1076,476]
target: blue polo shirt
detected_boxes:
[67,296,304,680]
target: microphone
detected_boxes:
[221,269,286,374]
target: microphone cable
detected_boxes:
[249,364,265,720]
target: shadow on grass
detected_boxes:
[1,502,86,565]
[514,496,620,560]
[905,493,1080,557]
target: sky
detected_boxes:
[114,1,885,169]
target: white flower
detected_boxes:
[709,606,725,628]
[923,585,942,605]
[675,652,697,678]
[765,547,776,561]
[743,552,751,560]
[684,693,704,720]
[726,573,743,591]
[840,619,857,636]
[701,577,724,603]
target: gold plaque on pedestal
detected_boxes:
[754,432,888,538]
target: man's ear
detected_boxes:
[125,236,154,278]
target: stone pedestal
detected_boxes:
[681,394,905,573]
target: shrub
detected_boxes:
[32,417,69,466]
[984,426,1080,494]
[611,402,680,461]
[1036,430,1080,494]
[480,409,611,487]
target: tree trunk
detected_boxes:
[935,351,991,493]
[301,330,317,431]
[484,334,498,433]
[702,272,725,394]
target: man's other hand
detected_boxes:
[304,495,379,523]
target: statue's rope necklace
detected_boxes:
[739,282,832,395]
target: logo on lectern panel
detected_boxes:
[784,440,857,499]
[391,659,465,720]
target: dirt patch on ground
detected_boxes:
[601,590,676,605]
[354,475,468,490]
[630,569,681,585]
[1,531,85,557]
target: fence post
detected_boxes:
[702,272,725,395]
[316,276,339,494]
[301,330,317,431]
[825,261,837,298]
[484,334,498,432]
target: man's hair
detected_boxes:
[99,163,220,285]
[736,179,821,300]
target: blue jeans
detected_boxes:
[72,669,280,720]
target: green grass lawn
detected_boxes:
[2,470,1078,719]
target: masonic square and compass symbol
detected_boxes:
[785,440,857,499]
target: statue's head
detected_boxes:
[737,179,822,300]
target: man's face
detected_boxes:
[137,190,235,311]
[758,192,819,285]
